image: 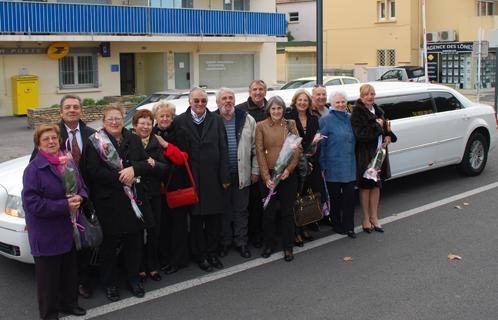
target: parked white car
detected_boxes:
[0,82,496,263]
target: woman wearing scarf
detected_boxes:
[22,124,87,320]
[85,105,152,302]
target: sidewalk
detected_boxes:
[0,116,33,163]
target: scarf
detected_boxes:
[191,109,207,125]
[38,149,67,174]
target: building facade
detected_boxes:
[0,0,285,116]
[324,0,497,89]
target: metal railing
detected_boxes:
[0,1,286,36]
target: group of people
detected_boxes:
[22,81,396,320]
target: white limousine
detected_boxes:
[0,82,496,263]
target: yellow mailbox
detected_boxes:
[12,75,39,115]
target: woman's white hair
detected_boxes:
[328,90,348,104]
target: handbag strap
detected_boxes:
[166,153,196,189]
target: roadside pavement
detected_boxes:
[0,116,33,163]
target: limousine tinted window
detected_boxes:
[432,91,463,112]
[376,93,434,120]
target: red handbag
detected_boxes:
[165,155,199,208]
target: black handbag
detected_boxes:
[294,190,323,227]
[79,201,103,249]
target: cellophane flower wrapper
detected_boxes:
[60,153,83,250]
[305,133,327,157]
[262,134,302,209]
[362,145,387,182]
[89,130,144,221]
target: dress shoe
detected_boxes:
[160,264,171,272]
[237,245,252,258]
[372,225,384,233]
[362,225,373,233]
[347,231,357,239]
[294,235,304,247]
[163,265,179,275]
[129,282,145,298]
[261,246,273,258]
[78,284,92,299]
[369,219,384,233]
[105,286,120,302]
[60,305,86,316]
[149,271,162,281]
[207,256,224,269]
[218,245,230,257]
[284,249,294,262]
[198,259,213,272]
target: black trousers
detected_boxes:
[247,182,264,243]
[141,195,162,273]
[159,199,190,268]
[261,172,298,250]
[328,181,356,233]
[190,214,222,262]
[34,248,78,320]
[99,232,142,287]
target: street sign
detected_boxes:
[472,40,489,58]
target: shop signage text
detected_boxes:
[0,48,46,55]
[427,42,473,53]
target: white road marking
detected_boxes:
[65,181,498,319]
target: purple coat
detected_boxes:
[22,153,88,257]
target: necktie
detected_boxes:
[70,129,81,164]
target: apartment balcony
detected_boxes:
[0,1,286,42]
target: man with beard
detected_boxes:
[235,80,268,248]
[216,88,258,258]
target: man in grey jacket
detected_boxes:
[216,87,258,258]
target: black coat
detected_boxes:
[350,99,397,181]
[84,128,153,234]
[142,134,169,197]
[235,97,267,123]
[152,122,191,193]
[30,120,95,183]
[285,108,325,196]
[173,108,230,216]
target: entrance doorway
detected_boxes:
[175,53,191,89]
[120,53,135,95]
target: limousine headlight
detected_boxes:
[5,195,25,218]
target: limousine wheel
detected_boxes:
[459,132,488,176]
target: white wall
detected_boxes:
[277,1,316,41]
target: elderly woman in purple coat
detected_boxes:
[22,124,87,320]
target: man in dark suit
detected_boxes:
[174,87,230,272]
[30,94,96,299]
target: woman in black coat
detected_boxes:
[133,109,169,282]
[286,89,325,246]
[153,101,191,274]
[350,84,397,233]
[85,105,152,302]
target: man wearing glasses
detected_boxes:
[173,87,230,272]
[29,94,96,299]
[235,79,268,249]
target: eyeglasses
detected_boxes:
[193,98,208,104]
[105,117,123,123]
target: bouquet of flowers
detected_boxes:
[89,130,144,221]
[262,133,302,209]
[59,152,83,250]
[363,142,387,182]
[305,133,327,157]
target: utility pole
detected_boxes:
[422,0,428,83]
[316,0,323,85]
